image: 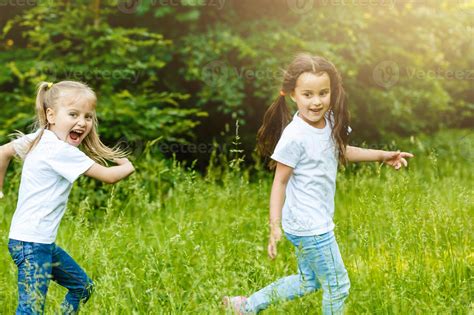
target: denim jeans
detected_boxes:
[245,231,350,314]
[8,239,94,314]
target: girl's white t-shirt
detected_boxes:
[271,111,344,236]
[9,129,95,244]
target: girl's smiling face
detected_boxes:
[291,71,331,129]
[46,100,95,147]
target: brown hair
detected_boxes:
[257,53,350,167]
[16,81,127,165]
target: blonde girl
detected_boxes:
[0,81,135,314]
[224,54,414,314]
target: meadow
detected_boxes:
[0,129,472,314]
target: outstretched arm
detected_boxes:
[345,145,414,170]
[268,162,293,260]
[84,158,135,184]
[0,142,17,198]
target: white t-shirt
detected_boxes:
[9,129,95,244]
[271,111,348,236]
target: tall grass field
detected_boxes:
[0,130,472,314]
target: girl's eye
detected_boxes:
[320,91,329,96]
[69,113,77,118]
[304,93,311,97]
[86,116,93,121]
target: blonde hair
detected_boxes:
[17,80,127,165]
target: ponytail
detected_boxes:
[256,93,291,168]
[35,81,52,129]
[14,82,55,158]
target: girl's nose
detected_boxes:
[77,117,86,126]
[312,98,322,106]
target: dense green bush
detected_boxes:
[0,0,472,161]
[0,1,205,148]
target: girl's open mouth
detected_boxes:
[68,130,84,144]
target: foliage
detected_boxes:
[0,1,206,147]
[0,0,472,160]
[174,1,473,142]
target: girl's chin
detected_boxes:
[300,114,326,128]
[303,112,324,121]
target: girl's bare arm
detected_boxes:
[268,162,293,259]
[345,145,414,169]
[84,158,135,184]
[0,143,16,196]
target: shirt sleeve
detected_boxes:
[270,132,303,168]
[12,130,41,159]
[47,144,95,183]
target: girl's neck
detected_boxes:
[297,112,327,129]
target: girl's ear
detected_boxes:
[46,108,56,125]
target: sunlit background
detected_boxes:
[0,1,473,313]
[0,0,472,166]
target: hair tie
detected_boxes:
[279,90,285,96]
[46,82,53,90]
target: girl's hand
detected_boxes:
[268,225,282,260]
[114,157,131,165]
[382,151,414,170]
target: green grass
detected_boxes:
[0,129,472,314]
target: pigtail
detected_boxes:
[256,93,291,168]
[326,63,350,165]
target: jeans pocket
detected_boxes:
[8,239,25,267]
[285,232,304,248]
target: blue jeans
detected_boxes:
[245,231,350,314]
[8,239,94,314]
